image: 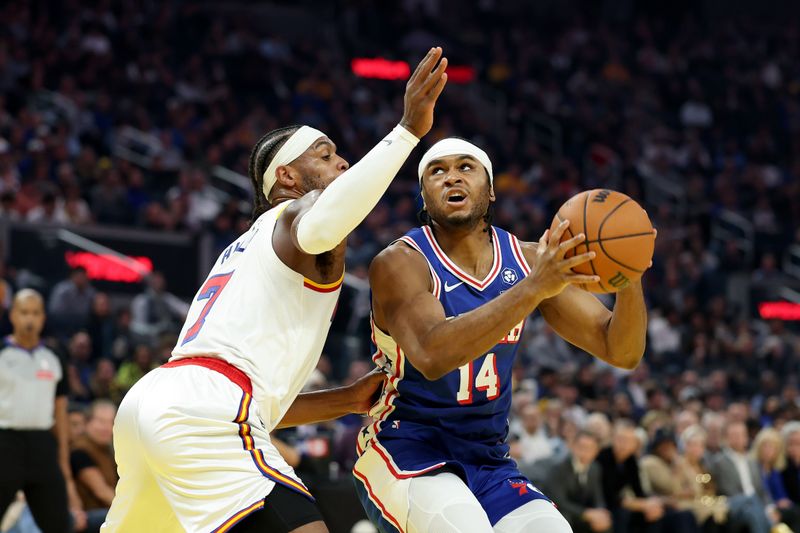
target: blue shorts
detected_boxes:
[353,422,550,531]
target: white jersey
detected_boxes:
[171,201,342,430]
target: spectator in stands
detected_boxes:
[709,421,774,533]
[597,419,695,533]
[89,359,121,404]
[584,412,612,448]
[70,400,118,533]
[702,412,727,456]
[782,422,800,505]
[751,427,800,531]
[640,429,717,532]
[47,267,96,339]
[129,272,185,342]
[114,344,157,395]
[67,331,94,403]
[676,425,729,532]
[543,430,611,533]
[68,404,87,447]
[511,403,560,473]
[87,293,115,361]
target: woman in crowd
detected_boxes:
[658,425,728,532]
[751,428,800,532]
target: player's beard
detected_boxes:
[301,173,328,193]
[427,191,491,232]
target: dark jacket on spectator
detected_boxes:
[783,460,800,505]
[595,446,646,510]
[543,454,606,527]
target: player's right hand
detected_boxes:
[400,47,448,138]
[526,219,599,300]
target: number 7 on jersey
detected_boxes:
[181,271,234,346]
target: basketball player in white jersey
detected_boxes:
[102,48,449,533]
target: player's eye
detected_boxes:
[322,154,332,161]
[460,163,472,171]
[431,167,444,175]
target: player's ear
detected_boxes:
[275,165,300,188]
[489,186,496,202]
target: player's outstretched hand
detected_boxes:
[347,367,387,414]
[400,47,448,139]
[526,219,600,300]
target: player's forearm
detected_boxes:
[295,125,419,254]
[605,280,647,369]
[415,278,544,379]
[276,387,356,429]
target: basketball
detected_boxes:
[549,189,655,293]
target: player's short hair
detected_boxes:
[247,125,302,222]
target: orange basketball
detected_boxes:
[549,189,655,293]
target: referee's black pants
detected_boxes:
[0,428,71,533]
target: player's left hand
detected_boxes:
[347,367,388,414]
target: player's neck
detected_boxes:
[429,222,493,278]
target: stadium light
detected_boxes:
[351,58,475,83]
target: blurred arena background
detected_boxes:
[1,1,800,532]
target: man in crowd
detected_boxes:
[710,421,774,533]
[543,430,611,533]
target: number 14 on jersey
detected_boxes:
[456,353,499,404]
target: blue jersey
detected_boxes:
[358,224,531,454]
[354,225,553,529]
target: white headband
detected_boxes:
[262,126,326,200]
[417,138,493,190]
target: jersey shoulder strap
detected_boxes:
[392,226,444,299]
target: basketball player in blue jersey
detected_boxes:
[354,138,650,532]
[103,49,447,533]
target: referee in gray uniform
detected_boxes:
[0,289,85,532]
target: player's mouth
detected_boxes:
[445,189,468,207]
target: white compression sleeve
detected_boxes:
[295,124,419,255]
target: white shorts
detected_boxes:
[102,358,313,533]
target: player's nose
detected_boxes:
[443,171,462,185]
[337,158,349,172]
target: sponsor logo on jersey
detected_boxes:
[501,268,518,285]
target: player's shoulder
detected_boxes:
[370,236,431,286]
[271,195,317,224]
[372,239,428,271]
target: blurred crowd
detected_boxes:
[1,0,800,532]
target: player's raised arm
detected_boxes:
[273,48,448,257]
[371,220,598,380]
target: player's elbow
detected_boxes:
[410,351,447,381]
[606,347,645,370]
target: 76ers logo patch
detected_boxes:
[508,478,544,497]
[502,268,518,285]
